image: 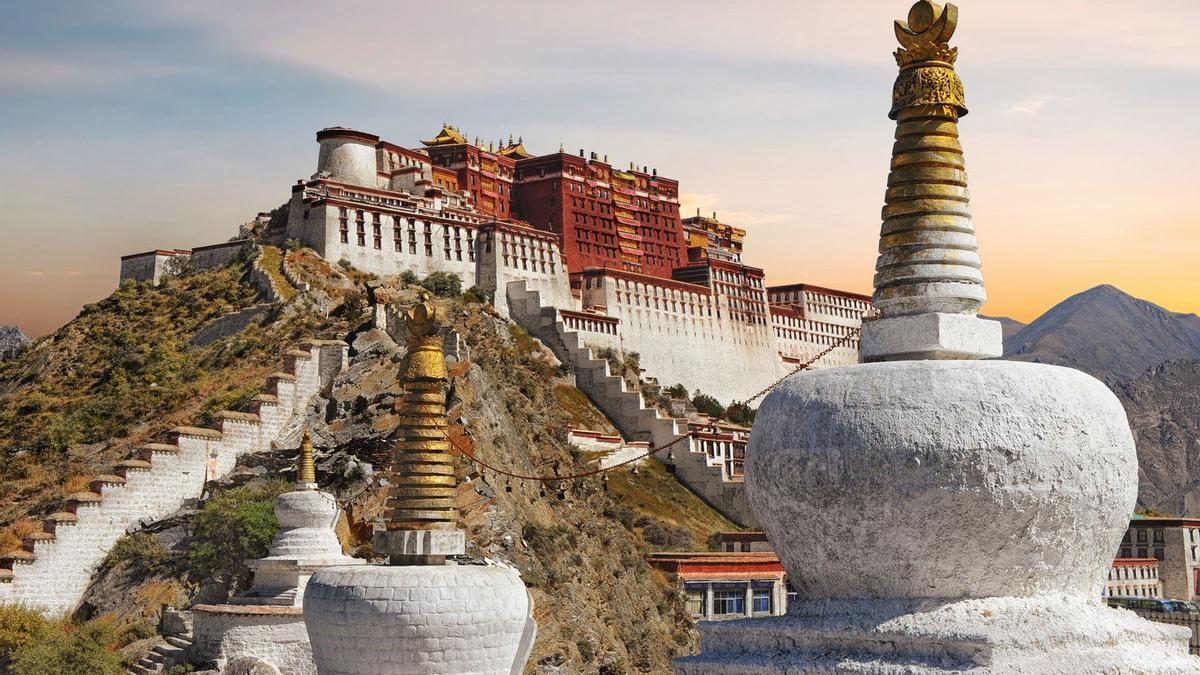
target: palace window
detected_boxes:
[424,222,433,257]
[713,590,744,616]
[752,588,771,613]
[372,213,382,250]
[339,208,349,244]
[685,589,704,617]
[356,211,366,246]
[408,219,417,255]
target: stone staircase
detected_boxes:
[507,281,756,526]
[129,632,193,675]
[0,339,349,616]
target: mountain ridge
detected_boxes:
[1003,284,1200,383]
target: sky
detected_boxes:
[1,1,1197,337]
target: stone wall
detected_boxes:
[192,240,250,270]
[191,605,313,674]
[0,342,348,616]
[119,249,191,285]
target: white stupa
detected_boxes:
[235,431,363,607]
[191,432,363,674]
[675,3,1200,673]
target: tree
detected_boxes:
[188,482,288,591]
[691,391,725,419]
[419,271,462,298]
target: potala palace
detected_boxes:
[120,124,873,406]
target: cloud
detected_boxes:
[0,51,175,91]
[27,270,46,276]
[680,193,790,228]
[139,0,1200,97]
[1005,94,1060,115]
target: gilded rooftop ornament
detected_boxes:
[384,292,458,530]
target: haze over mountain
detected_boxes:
[1003,284,1200,383]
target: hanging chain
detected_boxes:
[445,327,862,482]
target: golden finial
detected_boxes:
[559,141,564,152]
[298,429,316,487]
[384,292,456,530]
[890,1,965,119]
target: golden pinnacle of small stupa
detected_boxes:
[298,429,317,487]
[383,292,457,530]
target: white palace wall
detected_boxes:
[286,191,574,318]
[580,275,788,403]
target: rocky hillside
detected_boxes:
[2,248,738,673]
[0,326,30,358]
[1004,285,1200,383]
[1115,360,1200,514]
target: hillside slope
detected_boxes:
[1004,285,1200,383]
[1116,360,1200,514]
[0,256,352,538]
[3,252,737,672]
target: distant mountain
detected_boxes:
[0,326,31,358]
[1003,285,1200,383]
[980,315,1026,349]
[1116,360,1200,514]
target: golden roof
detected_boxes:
[497,141,533,159]
[420,123,468,147]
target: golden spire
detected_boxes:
[873,1,983,319]
[297,429,317,488]
[383,292,457,530]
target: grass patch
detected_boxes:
[607,460,740,550]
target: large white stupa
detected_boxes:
[675,3,1200,673]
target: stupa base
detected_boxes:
[674,597,1199,674]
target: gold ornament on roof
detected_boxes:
[890,1,966,119]
[385,292,456,530]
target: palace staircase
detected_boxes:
[0,340,348,616]
[507,281,756,526]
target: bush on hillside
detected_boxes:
[640,518,694,549]
[188,481,289,590]
[725,401,756,427]
[102,532,170,575]
[664,383,688,399]
[399,270,419,285]
[0,606,53,671]
[691,391,725,419]
[419,271,462,298]
[462,285,487,304]
[1,610,125,675]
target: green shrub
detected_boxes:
[188,481,289,589]
[10,616,124,675]
[419,271,462,298]
[282,238,305,251]
[664,383,688,399]
[399,270,419,285]
[0,606,53,671]
[691,391,725,419]
[725,401,756,427]
[103,532,169,574]
[576,639,595,664]
[461,286,487,304]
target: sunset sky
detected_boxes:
[2,1,1197,337]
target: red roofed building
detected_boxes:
[648,551,788,621]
